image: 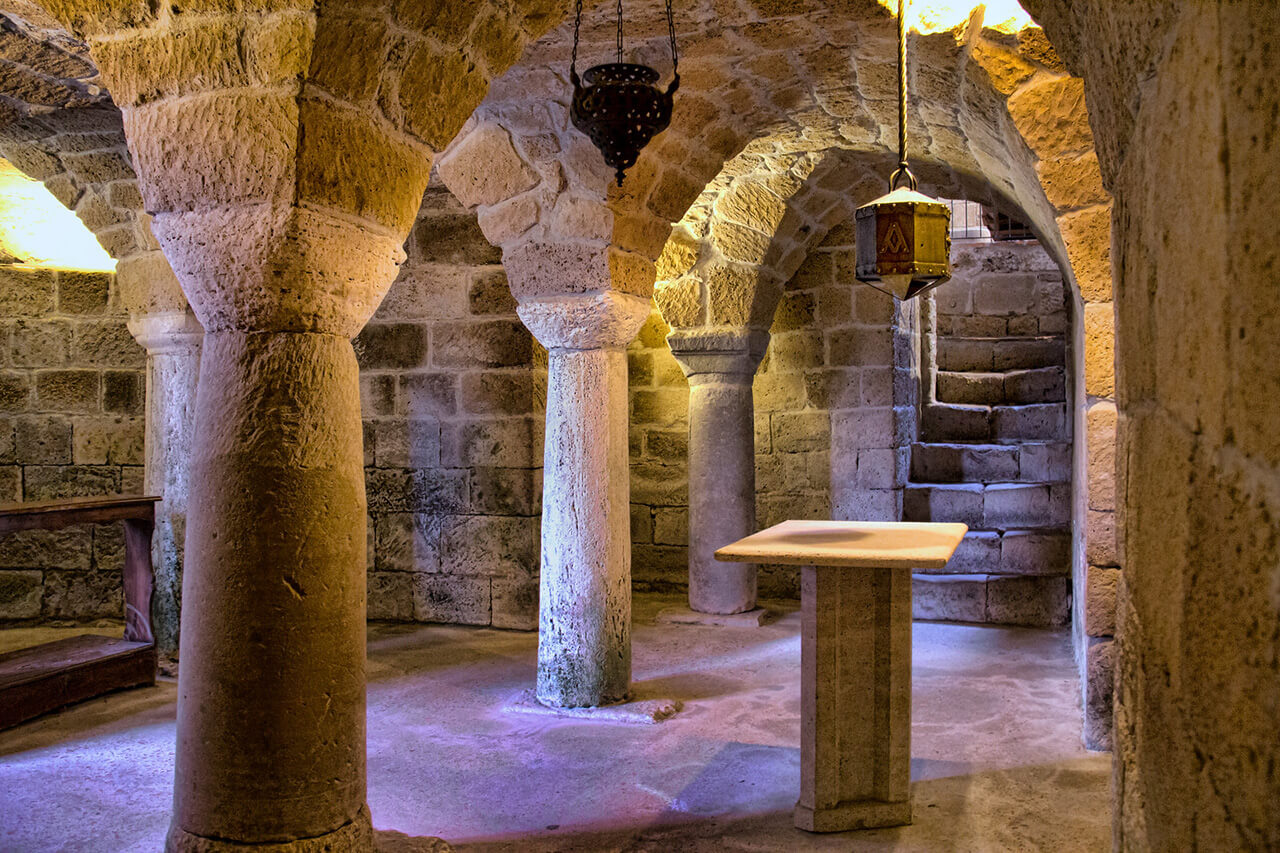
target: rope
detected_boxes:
[617,0,624,62]
[897,0,907,173]
[889,0,916,190]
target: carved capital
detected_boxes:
[668,327,770,381]
[517,291,651,351]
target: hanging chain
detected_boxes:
[571,0,582,81]
[616,0,624,62]
[571,0,679,77]
[666,0,679,77]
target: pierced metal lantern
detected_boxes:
[854,0,953,300]
[854,180,952,300]
[571,63,677,186]
[568,0,680,186]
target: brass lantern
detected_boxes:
[854,176,952,300]
[854,0,952,300]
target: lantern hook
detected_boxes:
[888,165,918,192]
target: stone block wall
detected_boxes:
[627,309,691,593]
[1026,0,1280,840]
[629,219,918,600]
[358,184,542,630]
[0,263,145,622]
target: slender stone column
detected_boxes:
[670,330,769,615]
[518,292,651,708]
[127,309,202,656]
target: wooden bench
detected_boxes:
[0,495,161,730]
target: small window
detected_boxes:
[945,199,1036,244]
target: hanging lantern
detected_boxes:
[854,0,952,300]
[569,0,680,186]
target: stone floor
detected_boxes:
[0,595,1111,852]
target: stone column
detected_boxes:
[157,212,403,853]
[127,309,201,656]
[119,251,203,657]
[518,292,651,708]
[670,330,769,615]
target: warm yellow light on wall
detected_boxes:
[0,158,116,273]
[880,0,1035,34]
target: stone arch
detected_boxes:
[608,9,1115,745]
[434,3,1106,310]
[637,134,1078,613]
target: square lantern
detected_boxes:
[854,187,952,300]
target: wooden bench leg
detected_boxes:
[795,564,913,832]
[122,517,155,645]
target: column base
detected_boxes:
[505,689,682,724]
[166,806,374,853]
[655,606,771,627]
[794,797,911,832]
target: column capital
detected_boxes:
[668,328,770,381]
[517,291,651,351]
[128,309,204,355]
[152,206,406,338]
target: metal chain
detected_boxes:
[571,0,582,80]
[666,0,679,76]
[570,0,680,84]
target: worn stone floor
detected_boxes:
[0,595,1111,852]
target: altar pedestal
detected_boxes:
[716,519,967,832]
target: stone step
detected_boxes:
[992,403,1068,441]
[910,441,1071,484]
[936,336,1065,372]
[912,574,1070,627]
[1003,367,1067,404]
[922,403,991,442]
[935,371,1004,405]
[903,482,1070,529]
[935,367,1066,406]
[922,403,1068,442]
[916,528,1071,575]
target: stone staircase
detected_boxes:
[906,332,1072,626]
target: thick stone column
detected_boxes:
[157,210,404,852]
[670,330,769,615]
[127,309,201,656]
[171,327,371,851]
[518,292,651,708]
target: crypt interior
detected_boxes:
[0,0,1275,850]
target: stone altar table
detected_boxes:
[715,519,968,832]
